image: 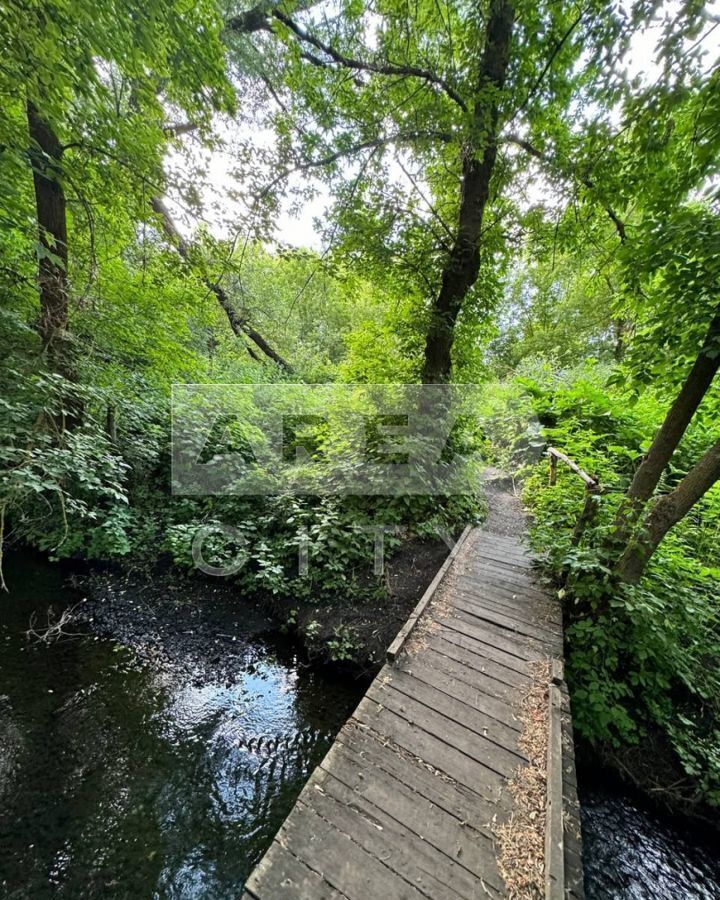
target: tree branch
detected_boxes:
[615,436,720,583]
[163,121,199,137]
[511,11,584,121]
[504,134,627,242]
[395,154,454,248]
[257,129,453,198]
[150,197,294,372]
[228,6,467,110]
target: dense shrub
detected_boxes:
[482,364,720,804]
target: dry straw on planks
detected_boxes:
[494,658,551,899]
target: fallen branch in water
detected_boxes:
[26,604,83,644]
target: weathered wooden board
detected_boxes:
[244,526,584,900]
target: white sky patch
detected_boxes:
[164,0,720,250]
[163,116,329,250]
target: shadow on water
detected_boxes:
[0,553,364,899]
[580,768,720,899]
[8,553,720,900]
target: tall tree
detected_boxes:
[26,102,69,368]
[420,0,514,382]
[225,0,675,381]
[615,437,720,584]
[1,0,234,378]
[616,309,720,525]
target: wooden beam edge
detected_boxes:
[386,525,473,663]
[545,674,565,900]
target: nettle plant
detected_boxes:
[165,486,483,607]
[0,361,172,574]
[0,372,128,571]
[511,368,720,803]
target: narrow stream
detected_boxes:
[2,555,720,898]
[580,774,720,899]
[0,555,363,898]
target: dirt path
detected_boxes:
[482,466,528,538]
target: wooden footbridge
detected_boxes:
[243,495,584,899]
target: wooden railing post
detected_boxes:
[570,485,601,547]
[546,447,602,549]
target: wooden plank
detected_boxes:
[456,565,557,604]
[453,587,558,629]
[310,766,506,899]
[471,552,534,576]
[352,695,510,807]
[449,603,558,654]
[452,594,563,647]
[471,541,534,568]
[279,797,431,900]
[428,632,531,690]
[545,683,565,900]
[456,565,554,603]
[245,842,349,899]
[387,526,472,662]
[470,530,533,556]
[452,591,562,642]
[560,686,585,899]
[460,567,551,594]
[565,847,585,900]
[435,621,534,675]
[442,607,551,659]
[369,668,525,762]
[397,651,523,732]
[334,721,503,841]
[303,778,474,900]
[472,541,534,567]
[323,742,501,868]
[360,684,523,781]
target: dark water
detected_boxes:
[581,777,720,899]
[4,556,720,900]
[0,555,362,899]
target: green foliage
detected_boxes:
[326,624,361,663]
[224,0,689,378]
[164,489,482,607]
[0,370,131,563]
[1,0,719,806]
[482,365,720,803]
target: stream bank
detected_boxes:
[75,534,451,676]
[0,551,366,899]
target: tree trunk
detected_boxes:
[619,307,720,517]
[421,0,514,383]
[150,197,294,372]
[105,404,118,444]
[27,102,69,362]
[615,437,720,584]
[613,318,628,361]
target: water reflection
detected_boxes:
[581,780,720,899]
[0,555,362,899]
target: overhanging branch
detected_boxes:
[257,129,453,198]
[504,134,627,242]
[150,197,294,372]
[228,6,467,111]
[510,12,584,122]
